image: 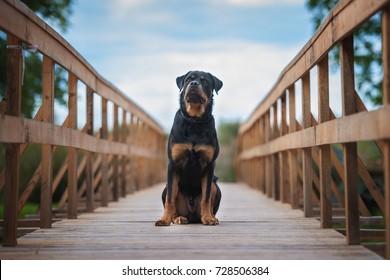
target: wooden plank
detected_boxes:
[340,35,360,245]
[0,114,164,159]
[237,105,390,160]
[67,72,78,219]
[0,183,382,260]
[3,34,22,246]
[382,3,390,260]
[317,55,332,228]
[40,55,54,229]
[302,73,313,217]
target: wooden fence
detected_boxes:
[0,0,166,246]
[236,0,390,259]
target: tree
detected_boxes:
[0,0,74,118]
[305,0,383,105]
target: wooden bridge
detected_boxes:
[0,0,389,260]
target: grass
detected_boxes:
[0,203,39,219]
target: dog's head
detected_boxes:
[176,71,223,118]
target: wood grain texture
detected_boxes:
[0,183,381,260]
[3,33,22,246]
[382,3,390,260]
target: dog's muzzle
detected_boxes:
[186,91,206,104]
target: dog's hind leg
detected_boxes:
[200,168,220,225]
[212,181,221,216]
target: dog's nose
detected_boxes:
[190,80,199,87]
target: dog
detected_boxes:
[155,70,223,226]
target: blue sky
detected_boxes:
[59,0,314,131]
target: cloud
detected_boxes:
[96,39,301,131]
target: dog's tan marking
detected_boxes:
[171,143,192,162]
[155,175,179,226]
[183,85,210,118]
[185,103,205,118]
[200,177,219,225]
[194,145,215,163]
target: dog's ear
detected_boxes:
[176,71,190,92]
[212,75,223,95]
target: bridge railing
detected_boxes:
[0,0,166,246]
[236,0,390,259]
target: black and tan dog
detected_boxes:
[155,70,223,226]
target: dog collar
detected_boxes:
[180,110,212,124]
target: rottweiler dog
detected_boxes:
[155,70,223,226]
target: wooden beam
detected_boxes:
[288,84,299,209]
[317,55,332,228]
[40,55,54,229]
[67,72,78,219]
[101,98,109,207]
[280,93,289,203]
[3,34,22,246]
[85,86,94,212]
[121,110,128,197]
[340,35,360,245]
[302,73,313,217]
[382,3,390,260]
[112,104,119,202]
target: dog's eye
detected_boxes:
[202,79,209,85]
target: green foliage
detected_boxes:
[0,0,74,118]
[305,0,383,105]
[21,0,74,33]
[216,120,240,182]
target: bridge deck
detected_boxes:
[0,183,381,260]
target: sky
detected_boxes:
[58,0,314,132]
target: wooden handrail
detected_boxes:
[0,0,166,246]
[236,0,390,259]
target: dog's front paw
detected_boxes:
[173,216,189,224]
[155,219,171,226]
[201,216,219,226]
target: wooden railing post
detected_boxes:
[67,72,78,219]
[302,73,313,217]
[3,34,22,246]
[288,84,299,209]
[340,35,360,245]
[112,104,119,201]
[85,86,94,212]
[318,55,332,228]
[280,92,289,203]
[41,55,54,228]
[259,116,266,193]
[121,110,128,197]
[272,103,279,200]
[265,110,272,197]
[382,3,390,259]
[101,98,109,206]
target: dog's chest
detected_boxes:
[171,143,214,166]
